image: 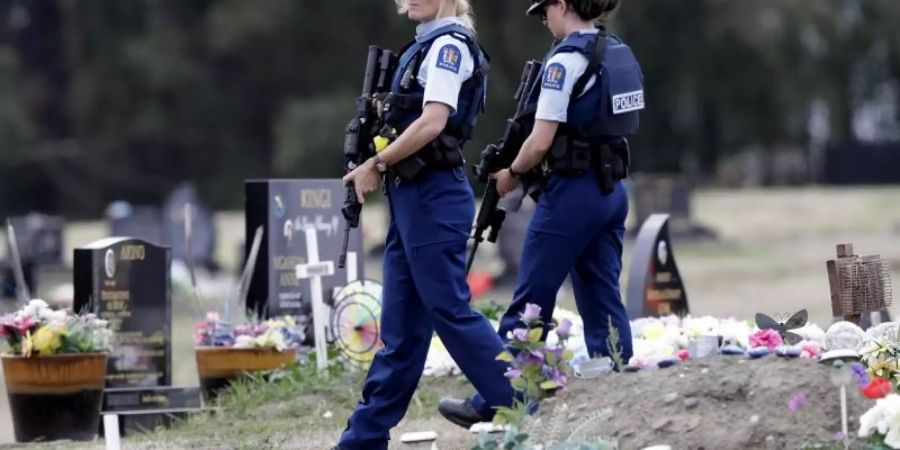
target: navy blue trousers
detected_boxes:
[470,174,633,413]
[339,167,513,450]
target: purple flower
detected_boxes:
[521,304,542,325]
[851,362,869,388]
[556,319,573,340]
[787,392,806,412]
[504,368,522,380]
[512,328,529,343]
[833,432,845,442]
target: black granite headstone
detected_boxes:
[245,180,364,320]
[74,237,171,387]
[625,214,689,318]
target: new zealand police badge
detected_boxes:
[543,63,566,91]
[436,44,462,74]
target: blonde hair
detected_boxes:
[395,0,476,30]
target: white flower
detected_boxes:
[859,394,900,443]
[23,299,50,319]
[205,311,220,322]
[234,335,254,349]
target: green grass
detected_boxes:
[116,356,472,449]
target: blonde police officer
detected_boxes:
[335,1,513,448]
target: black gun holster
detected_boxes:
[391,133,465,181]
[544,136,631,195]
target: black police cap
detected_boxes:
[527,0,550,16]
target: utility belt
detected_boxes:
[543,135,631,195]
[386,132,465,182]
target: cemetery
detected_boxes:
[0,185,894,449]
[2,2,900,449]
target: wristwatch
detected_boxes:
[508,166,522,179]
[373,154,388,174]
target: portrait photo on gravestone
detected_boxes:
[1,1,900,449]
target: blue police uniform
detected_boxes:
[338,18,513,450]
[468,27,644,413]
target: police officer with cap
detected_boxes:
[439,0,644,427]
[335,1,513,448]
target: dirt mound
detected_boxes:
[533,356,870,449]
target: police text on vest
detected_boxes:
[611,90,645,115]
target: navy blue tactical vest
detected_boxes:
[384,24,489,142]
[526,29,644,142]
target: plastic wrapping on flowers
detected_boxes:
[0,299,114,357]
[194,311,304,352]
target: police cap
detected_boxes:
[526,0,552,16]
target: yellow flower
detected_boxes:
[32,324,66,356]
[642,323,665,340]
[21,330,33,357]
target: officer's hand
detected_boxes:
[492,169,520,197]
[342,159,380,204]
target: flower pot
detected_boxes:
[2,353,108,442]
[194,347,296,401]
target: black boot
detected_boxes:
[437,397,487,429]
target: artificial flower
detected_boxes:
[787,392,806,412]
[522,304,542,325]
[504,368,522,380]
[32,324,66,355]
[556,319,573,340]
[677,349,690,361]
[864,377,894,400]
[749,329,783,351]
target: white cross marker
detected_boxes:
[295,227,335,371]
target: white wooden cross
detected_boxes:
[295,227,335,371]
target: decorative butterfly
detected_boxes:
[755,309,808,345]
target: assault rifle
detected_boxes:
[466,60,543,273]
[339,46,397,269]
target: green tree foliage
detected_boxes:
[0,0,898,216]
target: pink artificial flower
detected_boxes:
[801,342,821,359]
[677,349,690,361]
[749,329,783,351]
[628,356,645,369]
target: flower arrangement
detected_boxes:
[858,394,900,448]
[493,303,574,425]
[861,337,900,389]
[0,299,113,357]
[194,312,303,352]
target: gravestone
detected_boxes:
[245,179,364,326]
[162,184,218,271]
[1,213,66,299]
[625,214,689,318]
[74,238,200,435]
[74,237,171,387]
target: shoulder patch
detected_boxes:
[435,44,462,74]
[542,63,566,91]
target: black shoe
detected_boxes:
[438,397,486,430]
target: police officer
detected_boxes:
[439,0,643,427]
[335,1,513,448]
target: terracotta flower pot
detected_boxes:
[195,347,296,401]
[2,353,108,442]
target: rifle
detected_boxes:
[466,60,543,273]
[339,46,398,269]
